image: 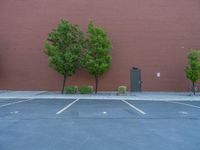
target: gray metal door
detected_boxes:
[130,67,142,92]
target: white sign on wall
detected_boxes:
[157,72,161,77]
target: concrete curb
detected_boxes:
[0,91,200,101]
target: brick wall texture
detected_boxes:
[0,0,200,91]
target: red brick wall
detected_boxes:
[0,0,200,91]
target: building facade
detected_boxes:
[1,0,200,91]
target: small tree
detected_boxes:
[185,49,200,95]
[44,20,84,94]
[81,22,112,93]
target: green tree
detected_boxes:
[44,20,84,94]
[81,22,112,93]
[185,49,200,95]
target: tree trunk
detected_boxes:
[95,76,98,94]
[192,81,196,95]
[61,75,67,94]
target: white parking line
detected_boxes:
[121,99,146,115]
[169,101,200,109]
[0,98,35,108]
[56,98,80,114]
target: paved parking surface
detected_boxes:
[0,98,200,150]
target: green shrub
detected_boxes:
[118,86,127,94]
[64,86,78,94]
[79,86,93,94]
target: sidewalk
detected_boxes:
[0,91,200,101]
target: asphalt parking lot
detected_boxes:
[0,98,200,150]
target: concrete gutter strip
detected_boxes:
[0,91,199,101]
[0,91,47,97]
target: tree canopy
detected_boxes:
[44,19,84,93]
[81,22,112,93]
[185,49,200,95]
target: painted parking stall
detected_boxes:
[0,99,75,119]
[121,99,146,115]
[169,101,200,109]
[59,99,143,119]
[56,98,80,114]
[0,98,36,108]
[0,99,26,104]
[180,101,200,107]
[126,100,200,119]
